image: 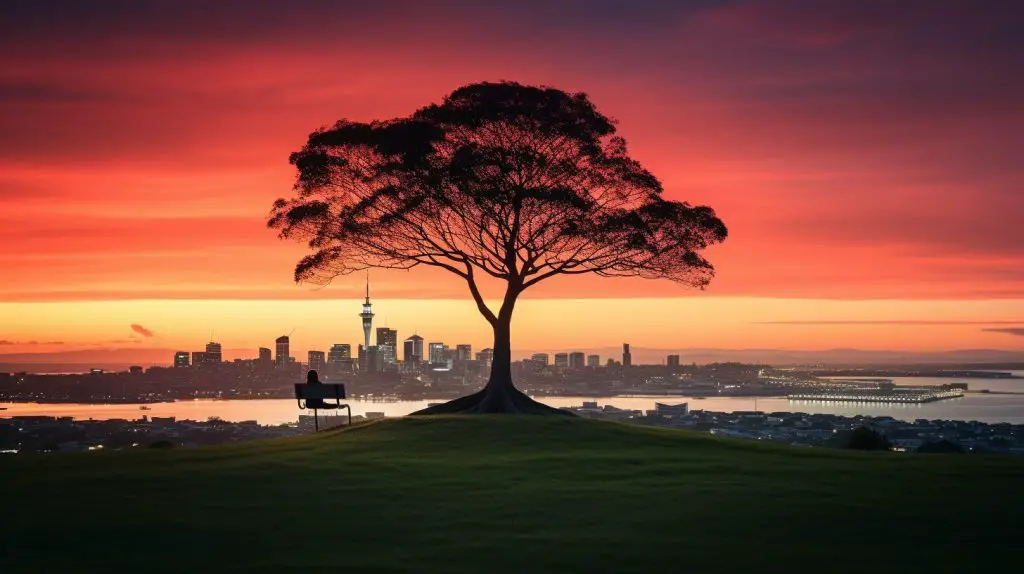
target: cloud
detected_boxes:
[0,339,64,345]
[983,328,1024,337]
[756,321,1024,326]
[130,324,155,337]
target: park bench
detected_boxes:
[294,383,351,431]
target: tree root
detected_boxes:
[411,386,574,416]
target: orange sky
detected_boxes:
[1,1,1023,361]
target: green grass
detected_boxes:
[2,416,1022,573]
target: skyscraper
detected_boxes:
[667,354,681,370]
[328,344,351,363]
[173,351,190,368]
[359,275,374,351]
[531,353,549,366]
[428,342,446,364]
[586,354,600,368]
[404,335,424,363]
[258,347,272,365]
[376,327,398,364]
[554,353,569,368]
[455,344,472,363]
[191,351,207,366]
[308,350,326,373]
[568,352,585,369]
[622,343,632,367]
[275,336,290,368]
[205,342,222,363]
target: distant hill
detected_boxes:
[1,416,1022,573]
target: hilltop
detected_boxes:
[2,416,1022,573]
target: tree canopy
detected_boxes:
[269,81,728,413]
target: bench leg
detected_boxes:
[313,408,318,432]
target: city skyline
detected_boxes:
[2,2,1024,356]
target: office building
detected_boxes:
[455,344,472,363]
[173,351,190,368]
[554,353,569,368]
[404,335,424,363]
[365,345,382,373]
[531,353,549,366]
[587,354,600,368]
[191,351,207,366]
[258,347,272,365]
[205,342,222,363]
[568,352,585,369]
[275,336,290,368]
[622,343,632,367]
[328,344,351,364]
[376,327,398,363]
[308,350,326,373]
[428,342,447,365]
[476,348,494,368]
[667,354,681,369]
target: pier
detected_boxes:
[787,388,963,404]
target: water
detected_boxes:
[4,386,1024,425]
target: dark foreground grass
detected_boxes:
[2,416,1022,573]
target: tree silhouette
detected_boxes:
[846,427,891,451]
[270,81,727,414]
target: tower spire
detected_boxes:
[359,271,375,357]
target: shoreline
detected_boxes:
[0,392,794,407]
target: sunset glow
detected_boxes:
[2,1,1023,361]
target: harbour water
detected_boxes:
[3,371,1024,425]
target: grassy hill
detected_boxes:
[2,416,1022,573]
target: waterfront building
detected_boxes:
[258,347,272,365]
[568,352,585,369]
[173,351,190,368]
[587,354,600,368]
[554,353,569,368]
[654,402,689,417]
[667,354,681,370]
[456,344,472,363]
[622,343,632,367]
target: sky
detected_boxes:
[1,0,1023,362]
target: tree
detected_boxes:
[269,81,728,414]
[846,427,891,451]
[916,440,965,454]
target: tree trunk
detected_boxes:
[412,314,571,416]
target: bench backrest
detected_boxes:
[294,383,346,400]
